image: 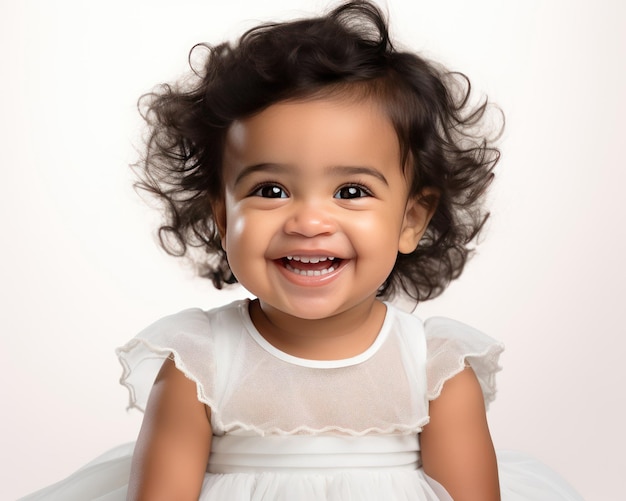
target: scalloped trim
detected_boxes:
[116,338,218,414]
[217,417,430,437]
[426,342,504,406]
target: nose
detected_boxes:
[283,200,337,237]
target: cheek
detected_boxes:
[223,206,272,259]
[223,207,247,253]
[350,207,404,245]
[222,212,251,283]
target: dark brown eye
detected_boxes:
[334,185,370,199]
[252,184,288,198]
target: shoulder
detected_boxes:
[423,316,504,408]
[383,303,429,366]
[121,299,250,357]
[385,302,427,341]
[137,299,248,338]
[116,299,249,412]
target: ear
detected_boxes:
[398,187,439,254]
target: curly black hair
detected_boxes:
[136,0,502,302]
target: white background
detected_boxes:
[2,0,624,499]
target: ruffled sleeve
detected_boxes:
[115,308,217,413]
[424,317,504,408]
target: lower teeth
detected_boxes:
[285,264,336,276]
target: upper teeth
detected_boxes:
[286,256,335,263]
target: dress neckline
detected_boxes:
[237,299,394,369]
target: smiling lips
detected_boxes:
[282,255,341,276]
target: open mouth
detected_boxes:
[281,255,343,277]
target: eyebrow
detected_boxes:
[327,166,389,186]
[234,163,389,186]
[234,163,290,185]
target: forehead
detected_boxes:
[224,97,401,172]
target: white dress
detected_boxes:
[20,300,584,500]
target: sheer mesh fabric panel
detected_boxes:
[215,327,428,436]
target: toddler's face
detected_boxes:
[217,97,429,321]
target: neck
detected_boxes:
[249,298,387,360]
